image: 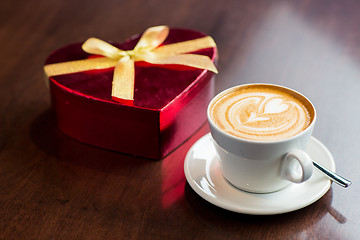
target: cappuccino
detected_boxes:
[210,84,314,141]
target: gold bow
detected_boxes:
[44,25,218,101]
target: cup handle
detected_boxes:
[281,149,313,183]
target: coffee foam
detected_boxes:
[210,85,313,141]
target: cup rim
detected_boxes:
[207,83,317,144]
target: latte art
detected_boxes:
[210,85,313,141]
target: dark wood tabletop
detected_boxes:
[1,0,360,239]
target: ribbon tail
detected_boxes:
[44,57,118,77]
[152,36,216,55]
[142,54,218,73]
[112,57,135,101]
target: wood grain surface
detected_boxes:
[1,0,360,239]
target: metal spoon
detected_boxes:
[313,161,352,188]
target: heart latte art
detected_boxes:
[210,85,313,141]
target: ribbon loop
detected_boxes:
[82,38,122,59]
[134,25,169,51]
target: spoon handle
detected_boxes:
[313,161,352,188]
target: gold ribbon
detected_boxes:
[44,25,218,101]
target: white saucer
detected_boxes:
[184,133,335,215]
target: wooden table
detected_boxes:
[1,0,359,239]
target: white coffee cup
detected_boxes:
[208,83,316,193]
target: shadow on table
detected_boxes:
[29,108,201,205]
[184,179,344,238]
[30,108,153,175]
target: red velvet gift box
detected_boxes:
[44,27,217,159]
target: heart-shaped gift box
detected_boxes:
[44,27,217,159]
